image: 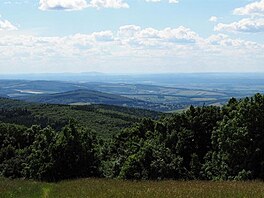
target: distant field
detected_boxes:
[1,178,264,198]
[190,97,217,102]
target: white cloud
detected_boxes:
[4,1,29,5]
[39,0,129,10]
[168,0,179,3]
[88,0,129,9]
[233,0,264,16]
[209,16,218,22]
[37,0,180,11]
[216,1,264,34]
[0,25,261,54]
[207,33,261,49]
[214,18,264,33]
[145,0,179,3]
[91,30,114,41]
[0,25,263,73]
[39,0,88,11]
[118,25,201,48]
[145,0,161,2]
[0,19,17,31]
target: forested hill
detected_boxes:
[16,89,152,107]
[0,97,161,138]
[1,94,264,182]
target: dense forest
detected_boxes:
[0,98,160,138]
[0,94,264,181]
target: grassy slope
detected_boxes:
[1,178,264,198]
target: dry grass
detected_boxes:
[1,178,264,198]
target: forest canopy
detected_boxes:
[0,94,264,181]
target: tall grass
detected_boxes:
[1,178,263,198]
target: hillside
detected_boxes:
[2,77,264,112]
[1,94,264,182]
[0,79,247,112]
[16,89,151,107]
[0,97,160,138]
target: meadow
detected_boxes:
[1,178,264,198]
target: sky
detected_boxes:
[0,0,264,74]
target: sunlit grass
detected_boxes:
[1,178,264,198]
[0,178,52,198]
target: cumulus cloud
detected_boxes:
[0,19,17,31]
[209,16,218,22]
[214,18,264,33]
[117,25,201,48]
[0,25,263,73]
[39,0,88,11]
[0,25,261,54]
[207,33,261,49]
[233,0,264,16]
[39,0,129,10]
[214,1,264,34]
[38,0,180,11]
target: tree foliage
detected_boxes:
[1,94,264,181]
[0,122,99,181]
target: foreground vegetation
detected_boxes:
[1,178,264,198]
[1,94,264,182]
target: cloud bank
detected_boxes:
[0,25,263,73]
[38,0,180,10]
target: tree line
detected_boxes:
[1,94,264,181]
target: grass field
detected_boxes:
[1,178,264,198]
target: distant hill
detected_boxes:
[0,80,228,112]
[0,97,161,138]
[3,78,260,112]
[17,89,150,107]
[15,88,195,112]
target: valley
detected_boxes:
[1,73,263,112]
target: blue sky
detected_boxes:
[0,0,264,73]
